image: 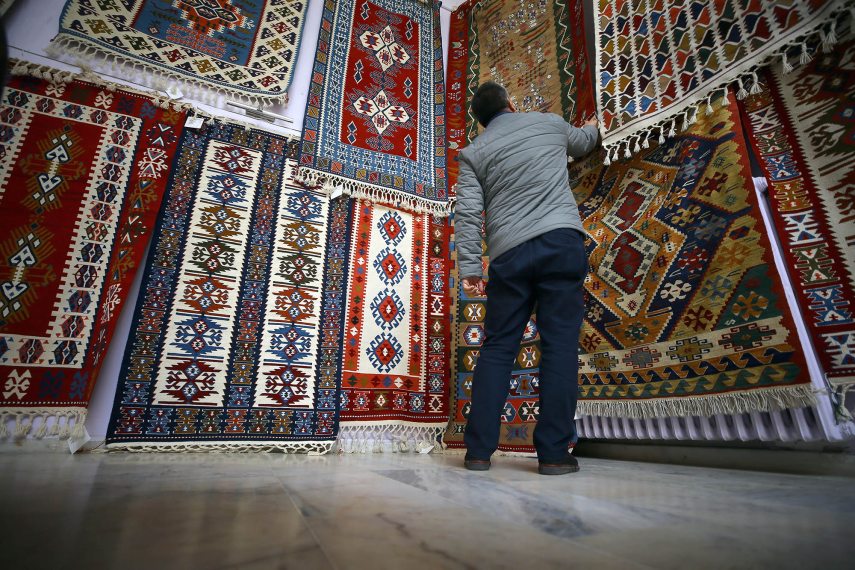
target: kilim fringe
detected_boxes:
[597,1,851,163]
[576,384,817,420]
[46,36,288,108]
[0,408,86,441]
[12,58,296,138]
[106,441,335,454]
[295,168,454,218]
[336,425,444,453]
[10,58,191,112]
[832,383,855,422]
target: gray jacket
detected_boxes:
[455,112,599,278]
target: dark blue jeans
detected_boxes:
[464,228,587,462]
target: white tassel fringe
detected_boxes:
[336,425,443,453]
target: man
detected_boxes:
[455,81,599,475]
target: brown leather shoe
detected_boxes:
[538,453,580,475]
[464,453,491,471]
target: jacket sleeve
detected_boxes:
[566,123,599,158]
[455,153,485,279]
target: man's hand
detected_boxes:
[584,115,599,128]
[462,276,486,297]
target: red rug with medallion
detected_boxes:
[0,63,185,439]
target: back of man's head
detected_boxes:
[472,81,510,127]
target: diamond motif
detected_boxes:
[370,289,405,329]
[373,247,406,285]
[366,333,404,372]
[359,26,410,71]
[377,211,407,245]
[353,90,410,135]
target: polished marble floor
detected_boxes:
[1,450,853,569]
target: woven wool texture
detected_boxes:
[107,124,344,451]
[298,0,449,216]
[443,0,594,453]
[594,0,847,160]
[445,95,814,452]
[0,66,185,439]
[53,0,308,105]
[571,96,812,418]
[740,34,855,388]
[337,200,451,452]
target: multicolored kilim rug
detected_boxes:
[739,36,855,388]
[338,200,450,452]
[594,0,848,161]
[298,0,449,216]
[571,95,812,417]
[444,275,547,453]
[106,123,344,451]
[445,0,593,158]
[443,0,594,453]
[0,62,185,439]
[444,95,813,451]
[53,0,308,105]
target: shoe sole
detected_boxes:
[538,464,580,475]
[464,460,491,471]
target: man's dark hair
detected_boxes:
[471,81,510,127]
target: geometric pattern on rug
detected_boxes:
[465,0,594,128]
[54,0,308,105]
[298,0,449,216]
[0,68,185,438]
[443,277,546,453]
[571,96,813,418]
[443,0,594,453]
[446,95,815,451]
[593,0,846,159]
[106,124,345,451]
[338,200,450,451]
[740,36,855,388]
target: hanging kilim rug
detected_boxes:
[572,95,812,417]
[337,200,450,452]
[454,0,594,147]
[594,0,849,161]
[445,96,814,451]
[106,123,346,451]
[739,34,855,388]
[442,0,593,454]
[52,0,309,105]
[0,61,185,439]
[298,0,449,216]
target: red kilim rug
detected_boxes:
[739,32,855,389]
[337,200,451,452]
[0,62,185,439]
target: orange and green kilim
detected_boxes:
[569,96,811,416]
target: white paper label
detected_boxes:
[185,116,205,129]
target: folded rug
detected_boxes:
[571,94,812,418]
[739,31,855,391]
[594,0,849,161]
